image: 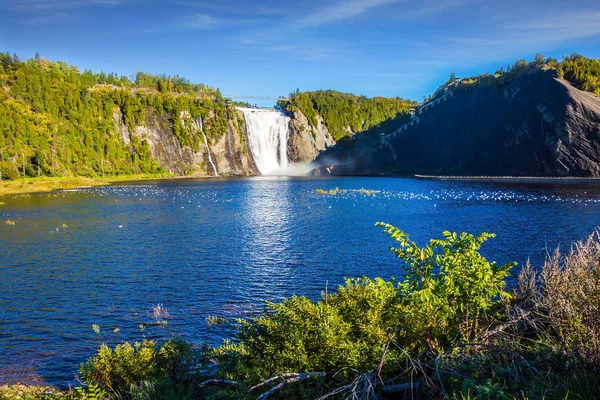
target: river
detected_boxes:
[1,176,599,386]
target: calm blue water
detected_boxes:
[1,176,600,386]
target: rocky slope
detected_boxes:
[286,109,336,164]
[316,70,600,177]
[113,108,258,177]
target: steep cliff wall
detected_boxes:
[318,70,600,177]
[287,109,335,164]
[113,108,258,177]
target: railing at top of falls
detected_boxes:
[226,95,288,101]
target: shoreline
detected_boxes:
[413,174,600,183]
[4,173,600,196]
[0,173,176,196]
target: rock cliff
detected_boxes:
[286,109,336,164]
[316,70,600,177]
[113,108,258,177]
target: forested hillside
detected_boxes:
[559,54,600,94]
[0,53,233,179]
[278,90,417,141]
[438,53,600,95]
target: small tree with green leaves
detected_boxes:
[376,223,516,350]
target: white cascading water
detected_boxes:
[239,107,290,175]
[197,117,218,177]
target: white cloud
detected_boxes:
[182,13,222,29]
[180,12,269,30]
[263,44,337,60]
[22,12,70,25]
[509,10,600,42]
[439,9,600,58]
[5,0,124,12]
[299,0,401,26]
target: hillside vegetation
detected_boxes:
[0,53,233,180]
[558,54,600,94]
[278,90,417,142]
[2,52,598,181]
[441,53,600,95]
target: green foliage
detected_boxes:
[80,340,157,392]
[79,337,201,399]
[0,52,233,180]
[212,277,399,385]
[278,90,416,141]
[72,384,107,400]
[133,71,209,94]
[377,223,515,348]
[0,384,106,400]
[448,53,600,95]
[559,54,600,94]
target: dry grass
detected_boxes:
[527,230,600,367]
[0,384,63,399]
[0,173,172,196]
[152,303,170,325]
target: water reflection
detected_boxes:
[240,178,298,304]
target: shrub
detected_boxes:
[80,340,157,393]
[377,223,515,349]
[79,337,201,399]
[213,277,399,383]
[525,230,600,368]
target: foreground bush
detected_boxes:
[79,337,202,399]
[7,226,600,399]
[0,384,106,400]
[204,224,517,398]
[519,230,600,369]
[212,277,399,385]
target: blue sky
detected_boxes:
[1,0,600,105]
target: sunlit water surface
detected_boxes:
[1,176,600,386]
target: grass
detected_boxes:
[315,187,380,196]
[0,384,65,399]
[0,173,173,196]
[315,187,348,195]
[152,304,169,326]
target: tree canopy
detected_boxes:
[278,90,417,142]
[0,52,231,179]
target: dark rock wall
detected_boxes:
[326,71,600,177]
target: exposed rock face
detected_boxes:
[113,108,258,177]
[320,71,600,177]
[287,110,335,164]
[212,117,258,176]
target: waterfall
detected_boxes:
[197,117,218,177]
[239,108,290,175]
